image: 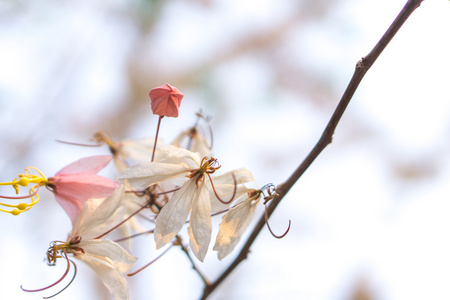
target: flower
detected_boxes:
[44,185,137,300]
[0,156,118,220]
[172,126,212,158]
[213,188,261,260]
[118,145,253,261]
[172,111,213,157]
[47,155,119,225]
[149,83,184,117]
[93,130,159,173]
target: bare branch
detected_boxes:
[201,0,424,298]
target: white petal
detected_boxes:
[187,180,212,262]
[154,179,196,248]
[191,133,213,158]
[72,185,125,240]
[158,145,202,168]
[213,195,260,260]
[209,185,251,213]
[210,168,255,186]
[79,239,138,270]
[117,162,190,190]
[118,138,156,163]
[76,253,132,300]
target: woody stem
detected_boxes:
[201,0,424,298]
[177,236,210,285]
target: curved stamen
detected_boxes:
[21,249,71,293]
[207,172,237,205]
[127,243,173,276]
[94,204,148,240]
[25,167,48,181]
[55,139,103,147]
[264,205,291,239]
[0,184,40,199]
[114,229,155,243]
[203,117,214,150]
[194,111,214,150]
[43,259,77,299]
[155,187,181,195]
[260,183,277,204]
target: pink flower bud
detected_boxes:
[149,83,184,118]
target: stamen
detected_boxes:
[94,204,148,239]
[21,249,71,293]
[43,259,77,299]
[55,139,103,147]
[155,187,181,195]
[260,183,278,204]
[207,172,237,205]
[114,229,155,243]
[194,110,214,149]
[0,184,40,199]
[127,243,173,276]
[0,185,40,215]
[264,205,291,239]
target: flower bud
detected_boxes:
[149,83,184,117]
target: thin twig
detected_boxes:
[176,236,210,286]
[201,0,424,298]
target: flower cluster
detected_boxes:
[1,83,287,299]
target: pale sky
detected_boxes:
[1,0,450,299]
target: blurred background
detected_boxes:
[1,0,450,299]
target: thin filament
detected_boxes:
[94,205,147,240]
[21,249,71,293]
[264,205,291,239]
[0,184,40,199]
[127,243,173,276]
[207,173,237,205]
[43,259,77,299]
[114,229,155,243]
[55,139,103,147]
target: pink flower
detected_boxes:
[47,155,119,225]
[149,83,184,117]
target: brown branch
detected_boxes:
[201,0,424,298]
[176,236,211,286]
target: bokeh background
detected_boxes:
[1,0,450,299]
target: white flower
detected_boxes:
[213,188,261,260]
[172,126,212,157]
[118,145,253,261]
[65,185,137,300]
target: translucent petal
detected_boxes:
[55,155,113,176]
[76,253,134,300]
[187,180,212,262]
[117,162,190,190]
[210,168,255,186]
[213,194,260,260]
[79,239,138,270]
[158,145,202,168]
[72,185,125,240]
[53,174,118,225]
[118,138,155,163]
[154,179,196,248]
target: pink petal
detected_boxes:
[54,193,84,225]
[149,83,184,118]
[52,175,119,225]
[55,155,113,176]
